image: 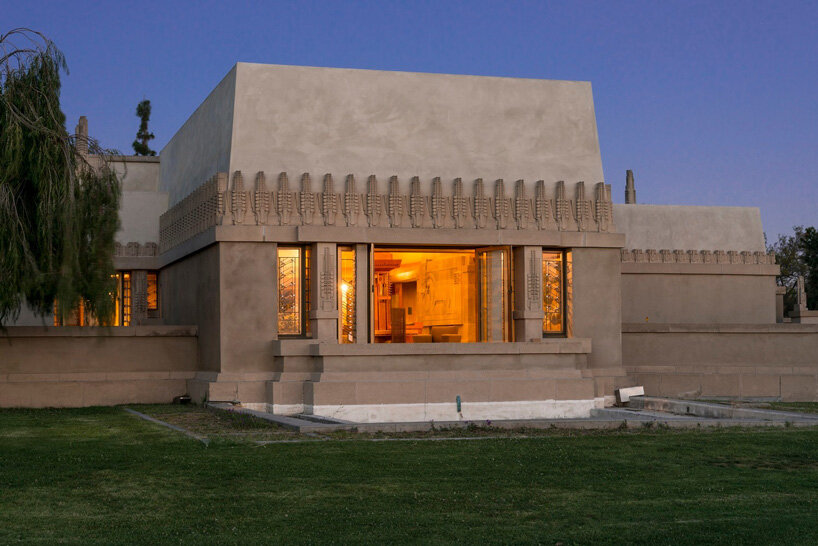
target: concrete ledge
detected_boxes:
[297,225,625,248]
[621,263,779,275]
[629,396,818,421]
[0,325,198,337]
[623,323,818,334]
[311,339,591,356]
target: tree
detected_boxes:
[0,28,120,326]
[132,99,156,156]
[768,225,818,314]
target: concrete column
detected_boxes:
[513,246,544,342]
[355,243,369,343]
[776,286,785,323]
[219,242,277,372]
[309,242,338,342]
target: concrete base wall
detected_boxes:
[0,326,198,408]
[188,339,624,421]
[623,324,818,401]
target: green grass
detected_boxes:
[2,407,818,544]
[763,402,818,414]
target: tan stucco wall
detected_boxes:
[0,326,197,408]
[113,156,160,192]
[622,273,777,324]
[218,242,277,373]
[119,190,168,244]
[160,67,237,205]
[161,245,221,371]
[614,204,765,252]
[623,324,818,401]
[571,247,622,371]
[160,63,604,202]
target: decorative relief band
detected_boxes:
[160,171,616,253]
[114,242,158,257]
[621,248,776,265]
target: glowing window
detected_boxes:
[338,247,356,343]
[278,247,310,336]
[121,272,131,326]
[542,251,564,334]
[147,272,158,311]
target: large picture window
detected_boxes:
[372,247,511,343]
[278,246,311,336]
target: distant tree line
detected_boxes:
[768,226,818,314]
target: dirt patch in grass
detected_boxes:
[129,404,303,442]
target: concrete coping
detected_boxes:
[622,323,818,334]
[109,155,161,163]
[0,325,198,338]
[308,339,592,357]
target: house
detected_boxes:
[4,63,816,418]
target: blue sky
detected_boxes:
[6,0,816,240]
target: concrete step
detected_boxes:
[628,396,818,421]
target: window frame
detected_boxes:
[277,245,311,338]
[542,248,568,338]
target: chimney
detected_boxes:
[75,116,89,156]
[625,169,636,204]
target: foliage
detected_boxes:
[769,226,818,313]
[3,407,818,543]
[132,99,156,156]
[0,28,120,326]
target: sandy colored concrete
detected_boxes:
[160,66,237,205]
[160,63,604,204]
[161,244,221,371]
[623,323,818,401]
[119,191,169,244]
[614,204,765,251]
[571,248,622,370]
[622,274,777,324]
[218,242,277,372]
[0,326,197,408]
[111,156,161,192]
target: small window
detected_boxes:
[542,250,565,335]
[278,247,311,336]
[338,247,356,343]
[121,272,132,326]
[147,272,159,317]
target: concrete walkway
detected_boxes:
[208,399,818,434]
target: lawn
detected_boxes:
[2,407,818,544]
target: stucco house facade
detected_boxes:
[4,63,816,420]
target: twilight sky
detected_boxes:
[6,0,816,240]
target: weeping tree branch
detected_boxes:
[0,28,121,326]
